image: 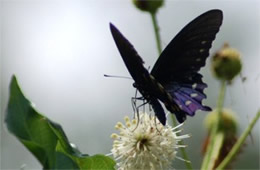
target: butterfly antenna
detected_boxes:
[104,74,132,80]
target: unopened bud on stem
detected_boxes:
[212,43,242,81]
[132,0,164,14]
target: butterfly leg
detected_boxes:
[136,100,149,125]
[131,96,148,131]
[131,89,146,119]
[136,100,149,111]
[131,95,141,131]
[131,89,139,115]
[154,118,163,134]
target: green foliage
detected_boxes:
[5,75,116,170]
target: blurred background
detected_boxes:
[1,0,259,169]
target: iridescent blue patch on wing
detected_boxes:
[165,82,211,116]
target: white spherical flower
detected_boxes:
[110,112,190,170]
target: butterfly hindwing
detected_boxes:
[165,82,211,117]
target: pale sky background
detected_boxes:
[1,0,260,169]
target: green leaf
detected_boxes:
[5,75,116,169]
[48,119,79,156]
[54,137,115,169]
[54,152,80,169]
[5,76,58,168]
[76,155,116,170]
[20,140,48,167]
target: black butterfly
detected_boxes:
[110,9,223,125]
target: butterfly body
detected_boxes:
[110,9,223,125]
[134,73,186,124]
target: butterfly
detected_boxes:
[110,9,223,125]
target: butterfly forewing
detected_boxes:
[110,23,149,86]
[151,9,223,84]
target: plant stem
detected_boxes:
[150,12,162,54]
[150,11,192,170]
[217,80,226,113]
[201,80,226,169]
[209,132,225,167]
[216,110,260,169]
[206,132,225,170]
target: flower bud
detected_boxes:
[203,109,241,168]
[204,108,237,135]
[132,0,164,14]
[212,44,242,81]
